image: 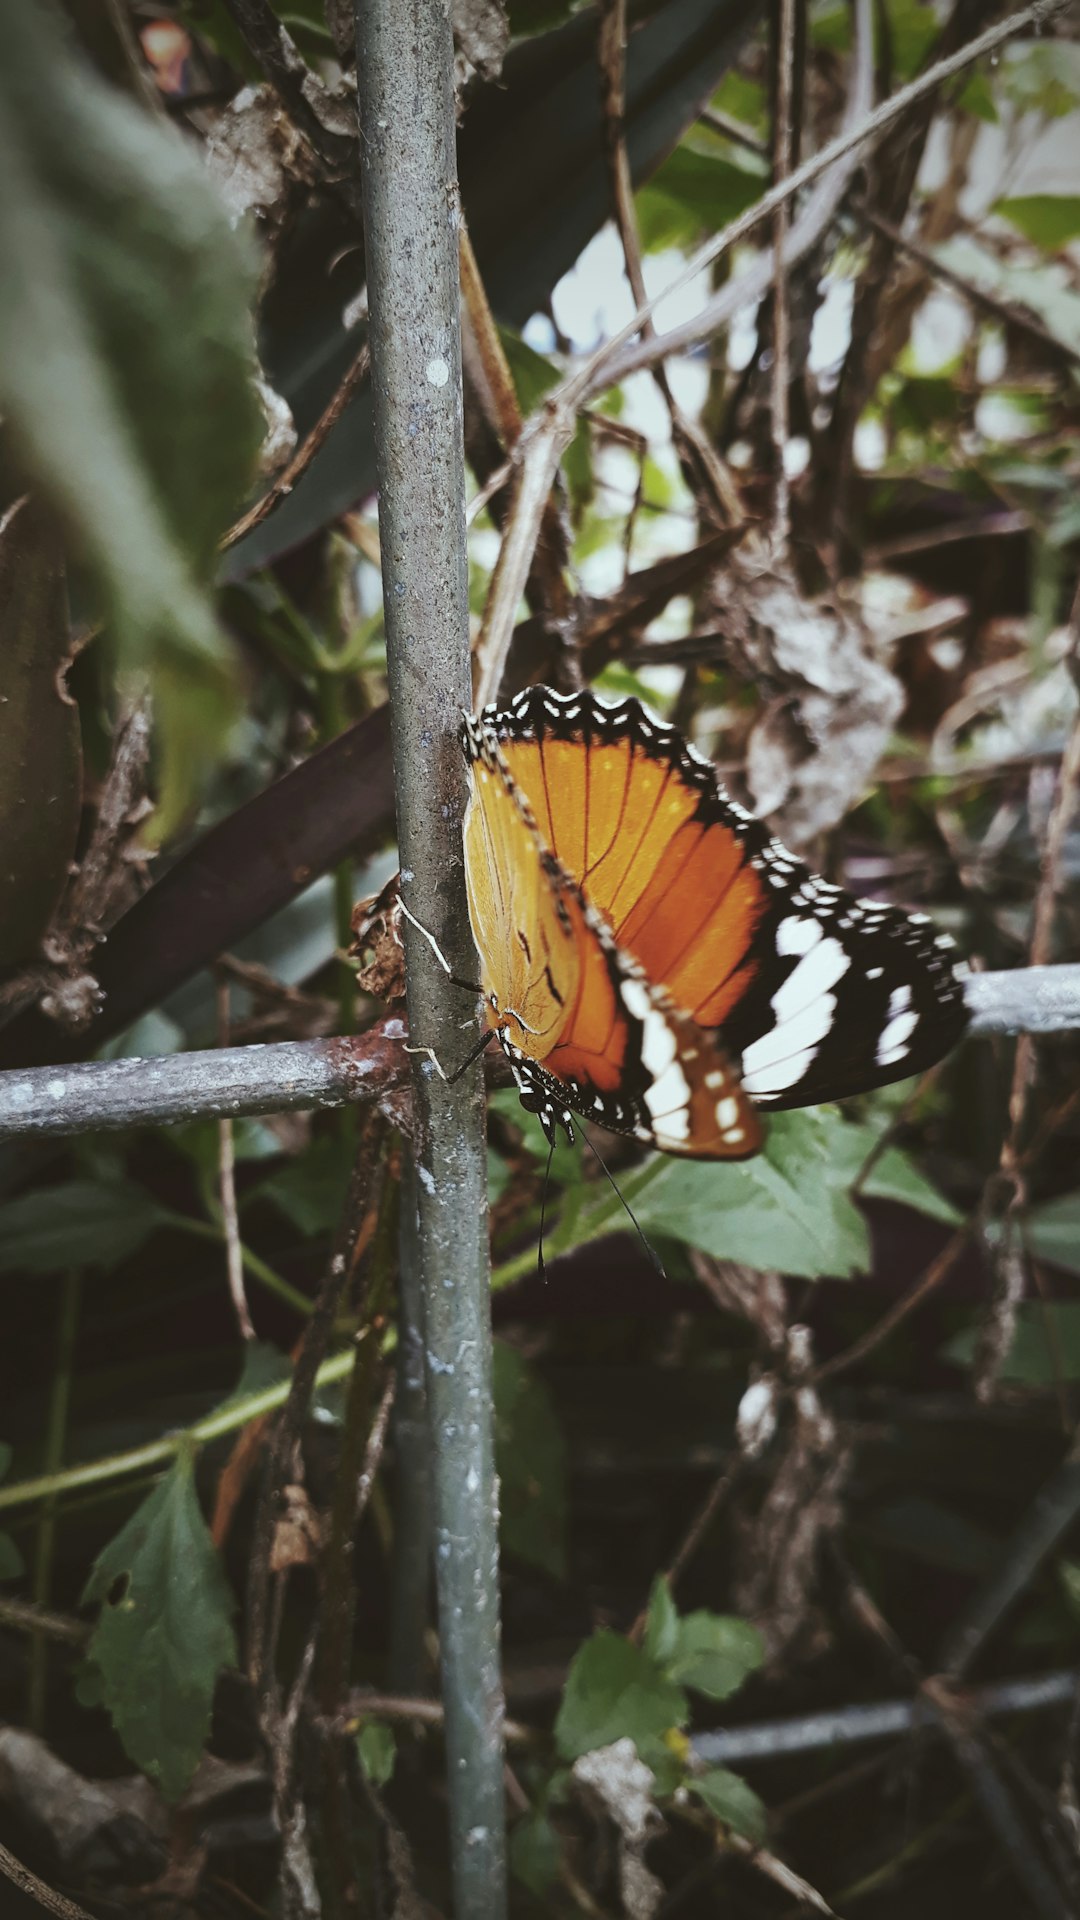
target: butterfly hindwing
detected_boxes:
[480,687,968,1112]
[462,711,761,1159]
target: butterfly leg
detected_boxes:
[398,896,483,996]
[404,1026,495,1084]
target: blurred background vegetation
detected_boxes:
[1,0,1079,1915]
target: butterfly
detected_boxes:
[460,686,969,1159]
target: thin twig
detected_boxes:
[0,1595,89,1647]
[217,978,255,1343]
[596,0,742,528]
[937,1431,1080,1682]
[247,1115,385,1693]
[221,343,371,551]
[769,0,800,550]
[461,219,576,701]
[933,1702,1074,1920]
[860,204,1080,371]
[466,0,872,666]
[628,1456,746,1645]
[977,601,1080,1397]
[0,1843,97,1920]
[700,105,769,156]
[336,1691,532,1745]
[813,1226,972,1384]
[575,0,1055,398]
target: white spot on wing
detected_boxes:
[876,1007,919,1064]
[742,1043,819,1096]
[776,916,824,957]
[771,938,849,1022]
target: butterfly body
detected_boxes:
[461,687,968,1158]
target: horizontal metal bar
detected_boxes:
[691,1668,1078,1767]
[964,963,1080,1037]
[0,966,1077,1141]
[0,1020,409,1140]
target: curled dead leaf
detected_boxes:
[351,873,406,1005]
[270,1483,322,1573]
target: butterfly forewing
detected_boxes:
[462,713,760,1159]
[482,687,968,1112]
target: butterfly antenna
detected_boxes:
[569,1119,666,1277]
[537,1136,556,1281]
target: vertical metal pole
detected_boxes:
[353,5,508,1915]
[389,1159,432,1697]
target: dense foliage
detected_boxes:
[1,1,1079,1916]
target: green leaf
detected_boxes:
[637,145,764,254]
[690,1767,767,1844]
[859,1146,962,1227]
[625,1109,871,1280]
[0,1181,171,1274]
[0,498,82,969]
[261,1130,353,1235]
[1024,1192,1080,1278]
[540,1108,871,1280]
[510,1808,562,1896]
[996,196,1080,252]
[82,1449,237,1801]
[555,1631,687,1762]
[669,1613,764,1702]
[956,70,998,122]
[0,5,261,837]
[493,1342,567,1579]
[224,1340,293,1405]
[506,0,576,37]
[0,1533,25,1581]
[173,1116,281,1182]
[1000,41,1080,120]
[487,1148,511,1206]
[884,0,939,81]
[709,72,766,131]
[356,1720,396,1789]
[643,1577,679,1667]
[832,1123,962,1228]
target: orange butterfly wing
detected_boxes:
[463,716,760,1159]
[502,716,767,1030]
[483,688,968,1112]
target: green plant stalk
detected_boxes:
[28,1267,81,1729]
[0,1349,356,1515]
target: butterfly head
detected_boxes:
[511,1062,574,1149]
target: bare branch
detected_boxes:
[572,0,1054,398]
[221,342,370,551]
